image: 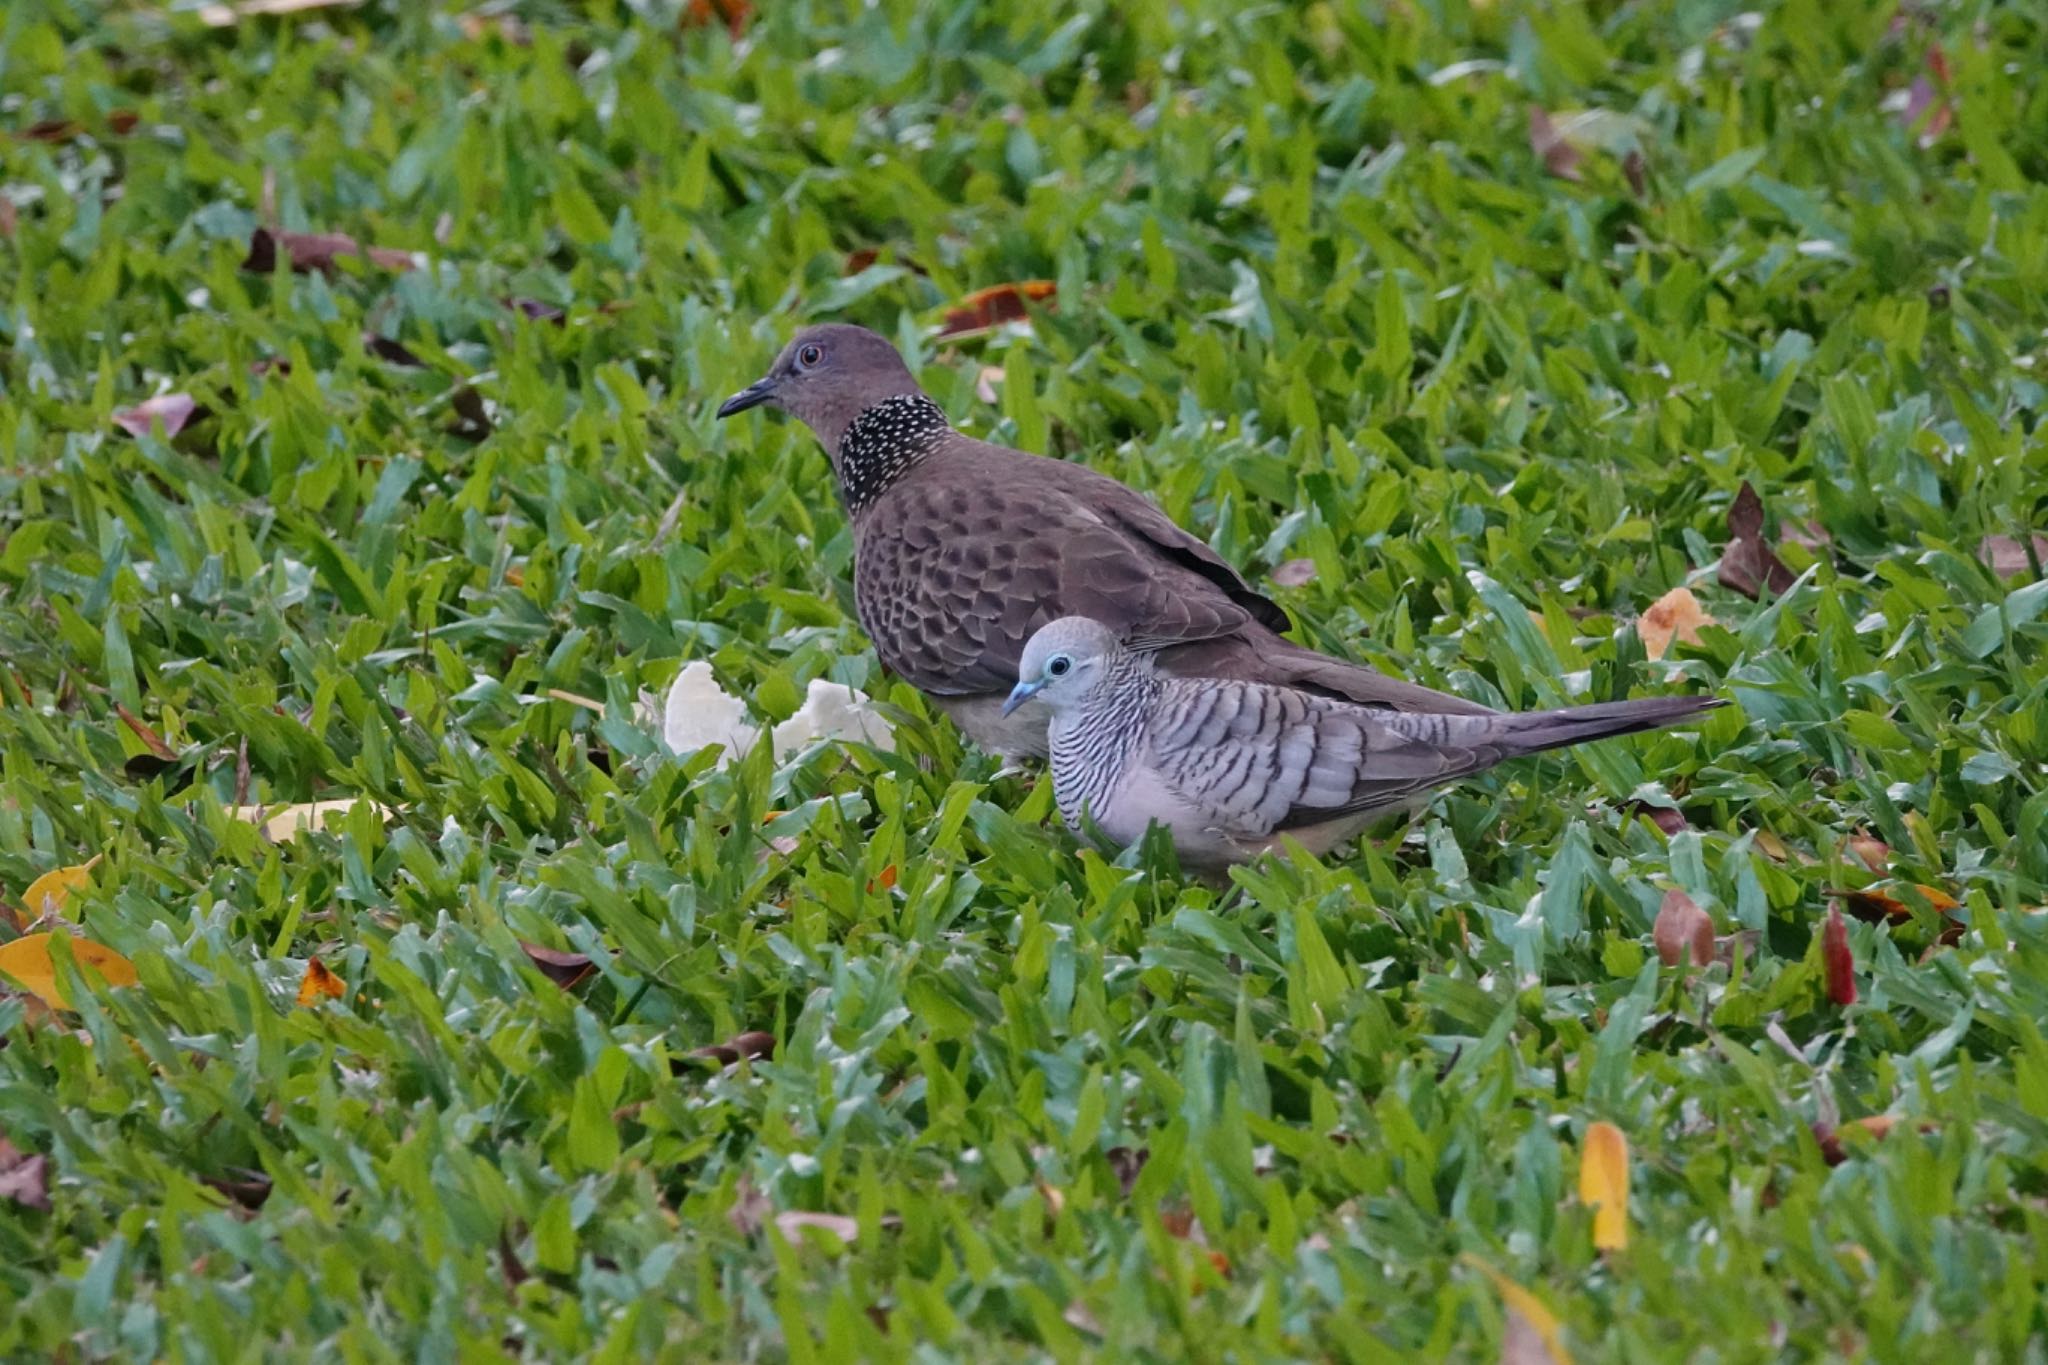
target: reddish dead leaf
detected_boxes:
[0,199,15,240]
[1527,106,1583,182]
[1846,831,1890,874]
[1105,1145,1149,1199]
[682,0,750,36]
[20,119,82,143]
[518,942,594,990]
[937,280,1056,338]
[866,863,898,894]
[0,1137,51,1212]
[1638,585,1714,660]
[1813,1115,1914,1167]
[1821,904,1857,1007]
[200,1168,272,1210]
[1271,558,1318,588]
[1980,534,2048,579]
[242,226,416,277]
[1718,482,1796,600]
[688,1030,775,1066]
[112,393,203,439]
[502,297,566,325]
[295,956,346,1006]
[1626,802,1689,837]
[498,1226,530,1287]
[1653,890,1715,968]
[363,333,425,367]
[1158,1203,1197,1239]
[1896,45,1954,147]
[844,248,880,274]
[115,704,178,761]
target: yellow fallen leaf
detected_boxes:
[229,799,388,841]
[1638,586,1713,661]
[296,956,346,1006]
[1462,1256,1574,1365]
[0,932,138,1011]
[1579,1121,1629,1252]
[17,857,100,925]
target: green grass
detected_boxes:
[3,0,2047,1358]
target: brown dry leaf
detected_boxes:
[200,1168,273,1210]
[1980,534,2048,579]
[1653,890,1714,968]
[1271,558,1319,588]
[937,281,1056,338]
[682,0,750,35]
[1718,482,1796,600]
[1620,147,1648,199]
[1822,904,1857,1007]
[519,942,595,990]
[1578,1121,1629,1252]
[17,858,99,926]
[242,226,416,276]
[1527,106,1583,182]
[1845,831,1890,874]
[296,956,346,1006]
[115,703,179,760]
[1106,1145,1148,1198]
[112,394,204,439]
[364,333,425,367]
[197,0,362,26]
[448,385,493,440]
[0,1138,51,1212]
[689,1031,775,1066]
[1624,802,1689,837]
[1813,1116,1913,1167]
[503,297,567,325]
[1638,585,1714,661]
[773,1210,860,1245]
[229,799,387,841]
[1829,885,1962,944]
[0,932,139,1011]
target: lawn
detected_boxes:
[3,0,2047,1358]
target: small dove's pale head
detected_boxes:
[1003,616,1127,717]
[715,323,926,454]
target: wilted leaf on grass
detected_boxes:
[197,0,362,27]
[112,393,204,438]
[1653,890,1714,968]
[682,0,751,36]
[1623,802,1688,836]
[688,1031,775,1066]
[937,281,1056,338]
[296,956,346,1005]
[16,858,98,927]
[519,942,594,990]
[1578,1121,1629,1251]
[242,226,416,276]
[1822,905,1857,1006]
[502,297,566,324]
[115,704,179,761]
[1527,106,1584,181]
[363,334,425,367]
[230,799,388,841]
[1829,885,1962,943]
[1463,1257,1573,1365]
[200,1168,273,1210]
[1845,831,1890,874]
[1106,1145,1149,1198]
[1718,482,1795,600]
[0,932,138,1011]
[19,112,138,143]
[1893,45,1953,147]
[1638,586,1714,660]
[0,1137,51,1212]
[866,864,899,893]
[1980,535,2048,579]
[1813,1116,1920,1167]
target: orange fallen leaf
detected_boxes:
[296,956,346,1006]
[1652,890,1714,968]
[1822,904,1857,1006]
[866,863,898,893]
[0,932,138,1011]
[17,859,99,927]
[1829,885,1962,943]
[1638,586,1713,661]
[1464,1256,1574,1365]
[937,281,1056,339]
[682,0,750,35]
[1578,1121,1629,1251]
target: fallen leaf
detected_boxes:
[1271,558,1319,588]
[241,226,416,276]
[519,942,595,990]
[773,1210,859,1245]
[115,703,179,760]
[448,385,493,440]
[112,393,203,439]
[1980,534,2048,579]
[296,956,346,1006]
[688,1030,775,1066]
[974,364,1004,404]
[1624,802,1689,837]
[727,1177,769,1236]
[1718,482,1796,600]
[229,799,387,841]
[200,1168,273,1210]
[17,859,99,926]
[1653,890,1714,968]
[937,281,1056,339]
[502,297,566,324]
[1157,1203,1197,1240]
[1829,885,1962,943]
[0,932,138,1011]
[0,1138,51,1212]
[1106,1145,1148,1199]
[197,0,362,26]
[1845,831,1890,873]
[1462,1257,1574,1365]
[1578,1120,1629,1251]
[20,119,81,142]
[1895,44,1954,147]
[1821,904,1857,1006]
[1813,1115,1916,1167]
[682,0,750,35]
[866,864,898,893]
[1035,1176,1065,1234]
[1637,585,1714,660]
[1527,106,1583,181]
[1620,147,1648,198]
[363,333,425,367]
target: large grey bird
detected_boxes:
[716,323,1495,758]
[1003,616,1723,869]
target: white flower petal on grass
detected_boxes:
[771,679,895,758]
[659,661,761,761]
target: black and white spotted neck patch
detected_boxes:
[836,394,951,516]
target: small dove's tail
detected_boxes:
[1482,694,1725,758]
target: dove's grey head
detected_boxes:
[1003,617,1129,717]
[715,324,928,456]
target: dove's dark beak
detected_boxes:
[715,376,777,419]
[1001,678,1044,717]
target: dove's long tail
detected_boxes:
[1401,694,1726,759]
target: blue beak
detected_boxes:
[1001,678,1043,717]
